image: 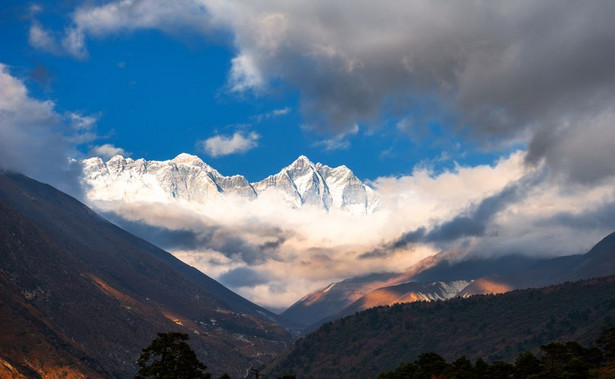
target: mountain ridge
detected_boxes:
[82,154,379,214]
[283,233,615,332]
[265,275,615,378]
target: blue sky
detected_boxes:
[0,0,514,182]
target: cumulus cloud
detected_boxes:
[29,23,60,54]
[199,131,260,157]
[0,64,99,198]
[228,54,265,93]
[90,144,130,159]
[61,0,218,59]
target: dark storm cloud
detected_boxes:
[229,1,615,182]
[104,211,291,265]
[100,213,217,251]
[259,237,286,252]
[539,198,615,231]
[424,183,522,244]
[361,171,543,258]
[218,267,269,288]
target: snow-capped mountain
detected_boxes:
[81,154,379,214]
[253,155,379,213]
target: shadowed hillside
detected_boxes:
[0,172,294,377]
[265,275,615,378]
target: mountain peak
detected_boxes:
[172,153,204,165]
[108,154,126,162]
[291,155,312,165]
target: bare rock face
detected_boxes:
[82,154,379,214]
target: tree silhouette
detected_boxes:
[598,327,615,363]
[136,332,211,378]
[514,351,541,378]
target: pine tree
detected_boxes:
[136,332,211,379]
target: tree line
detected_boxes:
[378,327,615,379]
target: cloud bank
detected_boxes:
[199,131,260,157]
[84,151,615,309]
[0,64,101,197]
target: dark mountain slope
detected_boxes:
[265,275,615,378]
[0,172,293,377]
[564,231,615,281]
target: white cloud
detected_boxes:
[28,23,59,54]
[199,131,260,157]
[0,63,99,197]
[61,28,88,59]
[272,107,290,116]
[90,144,129,159]
[254,107,291,123]
[59,0,216,59]
[228,54,264,93]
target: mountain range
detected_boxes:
[265,274,615,378]
[0,172,294,378]
[283,233,615,332]
[82,154,379,214]
[81,153,615,336]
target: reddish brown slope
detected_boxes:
[0,172,293,377]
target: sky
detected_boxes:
[2,0,615,310]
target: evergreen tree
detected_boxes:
[598,327,615,363]
[473,358,489,379]
[136,332,211,379]
[485,361,515,379]
[449,356,474,379]
[514,351,541,378]
[414,352,448,378]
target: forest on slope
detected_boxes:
[265,275,615,378]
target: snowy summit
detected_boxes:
[82,154,380,214]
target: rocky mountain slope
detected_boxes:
[0,172,294,378]
[282,273,471,332]
[82,154,379,214]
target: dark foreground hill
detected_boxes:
[0,172,294,378]
[264,275,615,378]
